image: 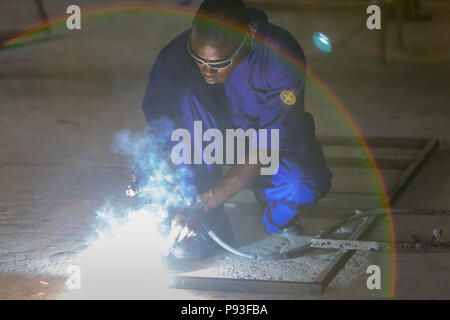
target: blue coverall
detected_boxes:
[142,8,332,233]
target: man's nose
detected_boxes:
[202,64,217,75]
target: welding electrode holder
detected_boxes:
[125,173,139,197]
[179,194,209,232]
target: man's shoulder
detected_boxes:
[249,7,305,62]
[151,29,195,83]
[246,12,306,89]
[263,25,305,67]
[160,29,190,55]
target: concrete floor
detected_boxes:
[0,0,449,299]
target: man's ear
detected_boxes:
[249,21,259,34]
[248,21,258,47]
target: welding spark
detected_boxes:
[62,205,172,299]
[63,118,196,299]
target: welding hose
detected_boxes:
[206,228,291,261]
[206,229,257,260]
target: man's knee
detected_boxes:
[259,169,332,233]
[257,155,332,207]
[283,176,330,209]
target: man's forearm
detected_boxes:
[200,163,260,212]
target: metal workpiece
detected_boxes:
[170,275,323,295]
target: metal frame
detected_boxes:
[303,138,439,293]
[171,137,439,295]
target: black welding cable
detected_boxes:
[207,229,305,261]
[206,229,294,261]
[207,230,257,259]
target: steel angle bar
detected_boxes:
[388,139,439,204]
[317,136,428,149]
[310,238,450,253]
[170,276,322,296]
[34,0,51,34]
[325,156,410,169]
[310,238,382,251]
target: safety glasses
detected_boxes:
[187,31,249,70]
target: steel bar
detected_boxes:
[311,238,450,253]
[318,136,428,149]
[347,207,450,220]
[311,238,382,251]
[313,216,378,290]
[170,276,322,295]
[1,0,51,49]
[34,0,51,33]
[386,208,450,217]
[379,0,388,64]
[303,207,450,220]
[325,156,410,169]
[396,0,404,50]
[245,1,367,12]
[389,139,439,203]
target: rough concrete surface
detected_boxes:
[1,0,450,299]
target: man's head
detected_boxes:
[189,0,251,84]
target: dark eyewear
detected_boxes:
[187,31,249,70]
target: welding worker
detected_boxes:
[141,0,332,260]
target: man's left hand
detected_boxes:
[164,197,208,255]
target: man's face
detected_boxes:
[190,32,250,85]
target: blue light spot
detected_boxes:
[313,32,332,53]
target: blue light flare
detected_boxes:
[313,32,332,53]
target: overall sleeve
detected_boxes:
[255,46,316,153]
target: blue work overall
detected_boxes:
[142,9,332,233]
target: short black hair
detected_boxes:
[192,0,249,43]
